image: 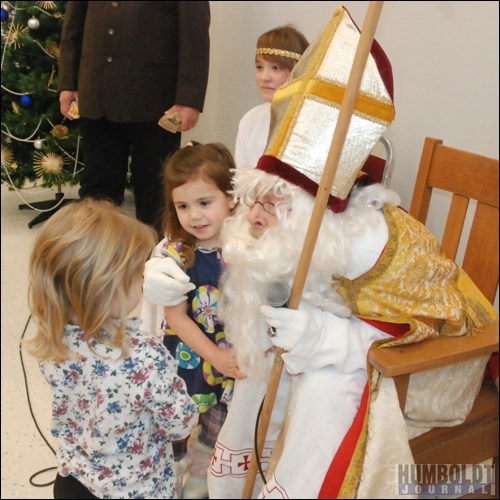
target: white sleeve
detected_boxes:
[282,310,391,375]
[234,123,246,169]
[140,238,169,338]
[151,237,169,258]
[234,103,271,169]
[344,209,388,279]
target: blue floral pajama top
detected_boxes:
[39,318,198,499]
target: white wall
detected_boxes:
[185,1,499,307]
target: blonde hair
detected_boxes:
[27,199,156,362]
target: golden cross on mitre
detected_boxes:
[257,5,395,203]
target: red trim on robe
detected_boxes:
[318,383,370,498]
[360,318,410,339]
[484,352,499,387]
[317,319,409,498]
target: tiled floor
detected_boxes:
[0,184,136,499]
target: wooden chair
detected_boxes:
[368,137,499,497]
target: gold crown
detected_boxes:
[257,6,395,207]
[256,47,302,61]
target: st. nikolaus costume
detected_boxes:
[207,6,497,499]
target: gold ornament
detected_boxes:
[10,162,19,171]
[46,43,60,59]
[48,65,56,89]
[11,101,20,114]
[33,152,66,176]
[51,124,69,139]
[37,1,57,10]
[3,23,29,49]
[1,145,14,168]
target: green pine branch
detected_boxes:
[1,1,82,190]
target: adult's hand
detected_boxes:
[163,105,200,132]
[143,257,195,307]
[260,303,318,353]
[59,90,78,120]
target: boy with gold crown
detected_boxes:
[144,6,497,498]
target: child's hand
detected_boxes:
[143,257,195,306]
[211,348,246,380]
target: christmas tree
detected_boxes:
[1,1,82,191]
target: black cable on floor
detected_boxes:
[254,397,267,484]
[19,314,57,487]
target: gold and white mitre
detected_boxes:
[256,5,395,211]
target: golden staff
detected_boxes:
[242,2,386,497]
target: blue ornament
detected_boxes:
[0,8,8,22]
[20,95,34,108]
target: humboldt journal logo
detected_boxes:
[396,464,495,497]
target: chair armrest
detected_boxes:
[368,319,499,377]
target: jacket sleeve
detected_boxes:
[176,1,210,111]
[58,1,88,91]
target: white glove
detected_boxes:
[260,303,320,353]
[260,303,390,375]
[143,257,195,307]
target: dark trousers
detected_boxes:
[79,117,180,231]
[54,473,99,499]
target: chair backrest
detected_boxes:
[409,137,499,303]
[361,135,393,186]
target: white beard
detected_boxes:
[219,169,400,381]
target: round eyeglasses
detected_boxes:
[243,198,278,215]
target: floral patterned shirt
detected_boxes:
[160,241,234,414]
[40,318,198,499]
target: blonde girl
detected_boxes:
[28,199,198,499]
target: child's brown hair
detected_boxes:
[256,25,309,71]
[162,142,235,267]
